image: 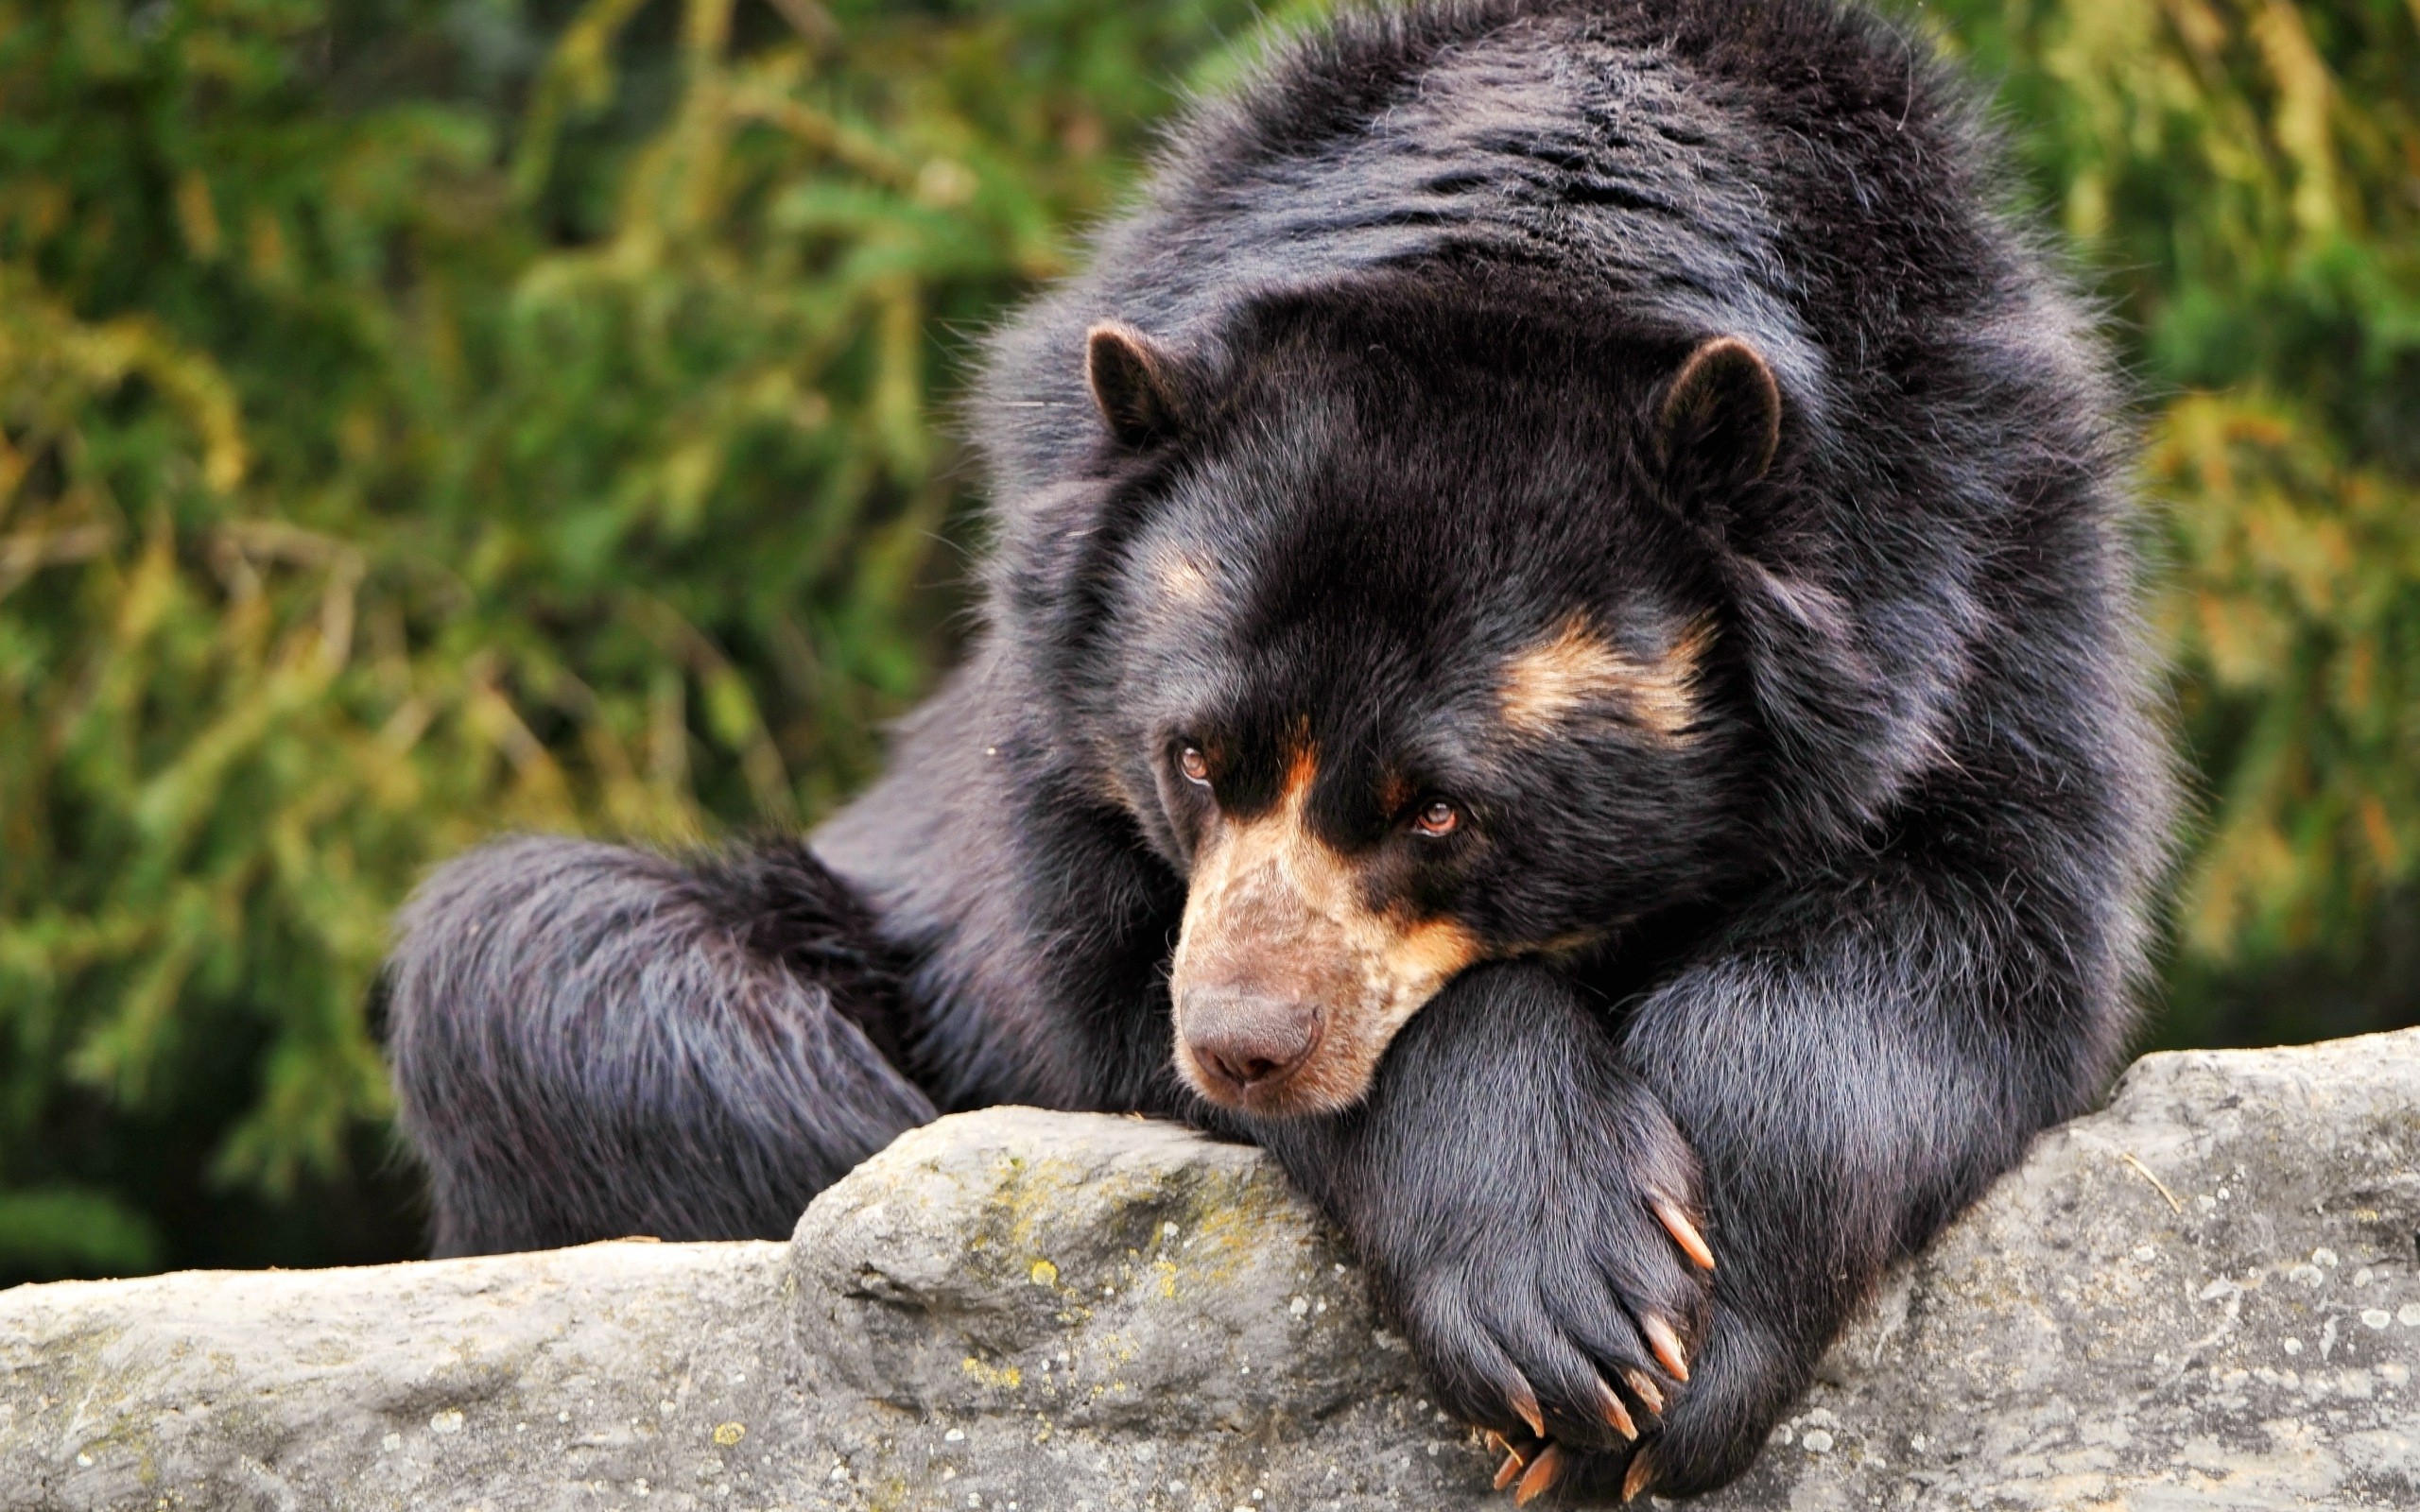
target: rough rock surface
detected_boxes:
[3,1031,2416,1511]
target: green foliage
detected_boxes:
[0,1187,159,1276]
[1,0,2412,1279]
[1920,0,2420,1041]
[0,0,1291,1276]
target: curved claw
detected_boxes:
[1596,1378,1638,1441]
[1507,1376,1547,1439]
[1494,1448,1529,1491]
[1512,1442,1566,1505]
[1622,1446,1656,1503]
[1650,1195,1716,1271]
[1622,1368,1665,1417]
[1640,1314,1690,1383]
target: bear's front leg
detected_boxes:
[1599,854,2127,1500]
[1247,959,1715,1503]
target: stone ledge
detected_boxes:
[3,1030,2416,1511]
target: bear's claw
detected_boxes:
[1508,1377,1547,1439]
[1512,1443,1567,1504]
[1596,1379,1639,1440]
[1640,1314,1690,1382]
[1621,1447,1657,1502]
[1651,1196,1716,1271]
[1493,1446,1530,1490]
[1623,1368,1665,1416]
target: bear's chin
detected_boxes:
[1174,1040,1382,1121]
[1192,1074,1368,1121]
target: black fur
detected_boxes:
[383,0,2172,1496]
[384,837,933,1255]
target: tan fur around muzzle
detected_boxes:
[1168,764,1478,1114]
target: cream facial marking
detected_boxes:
[1497,614,1710,741]
[1142,539,1217,610]
[1168,749,1480,1114]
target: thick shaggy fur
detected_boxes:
[384,0,2171,1497]
[384,838,933,1255]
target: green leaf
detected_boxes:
[0,1187,162,1277]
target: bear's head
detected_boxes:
[1036,282,1795,1118]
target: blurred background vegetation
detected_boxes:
[0,0,2412,1282]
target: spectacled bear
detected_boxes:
[380,0,2173,1499]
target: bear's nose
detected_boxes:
[1184,991,1319,1092]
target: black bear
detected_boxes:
[381,0,2172,1498]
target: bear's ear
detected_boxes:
[1085,321,1184,449]
[1655,335,1782,495]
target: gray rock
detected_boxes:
[3,1031,2416,1511]
[788,1108,1457,1512]
[0,1237,797,1511]
[1701,1027,2420,1512]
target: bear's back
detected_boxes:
[978,0,2046,501]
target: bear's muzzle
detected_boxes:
[1168,768,1478,1116]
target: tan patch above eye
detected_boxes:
[1498,614,1709,741]
[1151,546,1216,608]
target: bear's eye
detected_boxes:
[1412,799,1460,837]
[1178,747,1211,786]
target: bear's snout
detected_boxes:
[1167,773,1480,1115]
[1179,988,1322,1097]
